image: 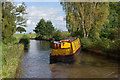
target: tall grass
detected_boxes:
[2,43,24,78]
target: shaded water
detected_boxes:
[16,40,119,78]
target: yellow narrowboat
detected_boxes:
[50,37,81,63]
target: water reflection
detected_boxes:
[16,40,119,78]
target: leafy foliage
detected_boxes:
[61,2,120,55]
[2,2,27,43]
[16,27,26,33]
[100,2,120,40]
[61,2,109,39]
[80,38,93,49]
[34,18,55,40]
[52,30,70,41]
[2,36,16,44]
[0,5,1,74]
[19,35,30,50]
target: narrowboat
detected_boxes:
[50,38,81,63]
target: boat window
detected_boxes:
[78,40,80,45]
[74,42,76,48]
[61,42,71,49]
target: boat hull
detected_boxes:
[50,46,81,64]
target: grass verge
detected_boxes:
[2,43,24,78]
[13,33,36,39]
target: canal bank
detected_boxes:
[2,43,24,78]
[82,48,120,61]
[15,40,120,78]
[80,38,120,61]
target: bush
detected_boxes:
[53,30,70,41]
[98,38,120,57]
[2,36,16,44]
[100,38,112,52]
[89,38,112,52]
[81,38,93,49]
[108,39,120,53]
[71,30,83,37]
[19,35,30,50]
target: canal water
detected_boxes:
[16,40,119,78]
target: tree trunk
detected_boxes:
[82,20,86,38]
[81,3,86,38]
[87,32,89,38]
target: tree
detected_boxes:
[46,20,55,36]
[2,2,16,43]
[52,30,62,40]
[0,2,2,43]
[16,27,26,33]
[89,2,109,40]
[2,2,27,43]
[34,18,55,39]
[60,2,109,40]
[100,2,120,40]
[34,18,46,37]
[15,2,27,27]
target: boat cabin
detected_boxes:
[50,38,81,56]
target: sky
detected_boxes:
[15,2,67,34]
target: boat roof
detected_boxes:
[60,37,78,43]
[53,37,79,44]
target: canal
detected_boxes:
[16,40,119,78]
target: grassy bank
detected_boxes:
[81,38,120,59]
[2,43,24,78]
[13,33,36,39]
